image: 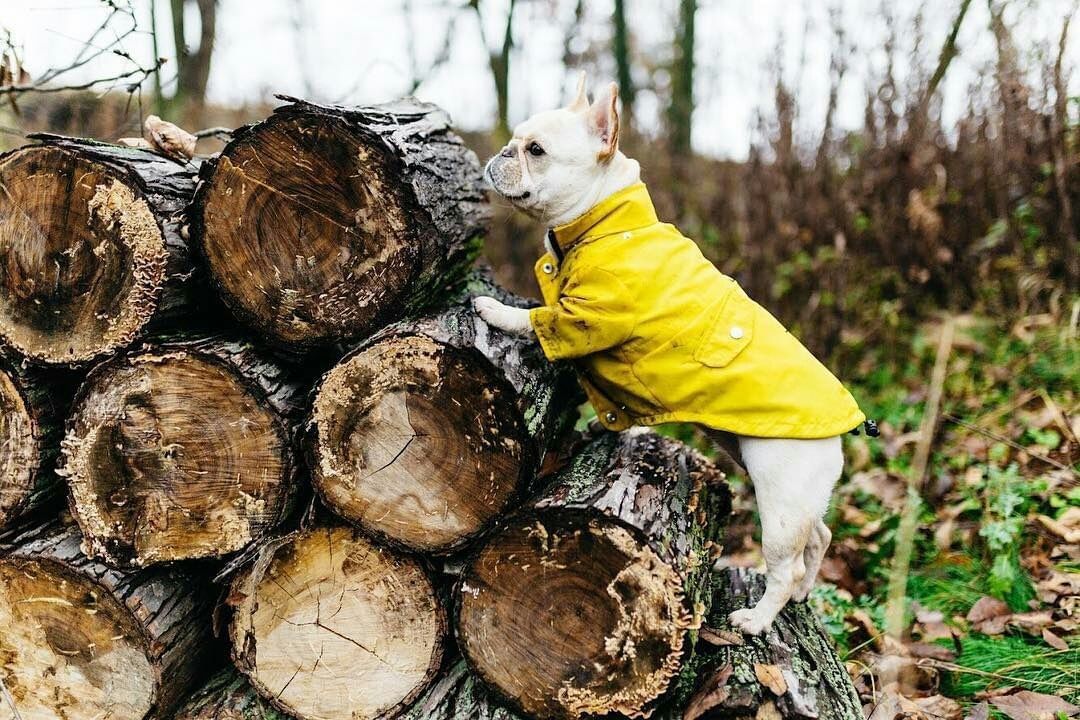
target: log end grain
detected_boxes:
[227,525,445,720]
[0,366,39,525]
[193,98,487,349]
[0,145,174,364]
[457,512,692,719]
[61,346,295,566]
[310,333,528,554]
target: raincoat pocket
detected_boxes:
[693,289,755,368]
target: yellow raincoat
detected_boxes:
[529,182,865,438]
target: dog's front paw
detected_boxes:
[729,607,771,636]
[473,296,531,334]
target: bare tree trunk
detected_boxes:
[470,0,517,142]
[169,0,216,117]
[668,0,696,155]
[613,0,636,132]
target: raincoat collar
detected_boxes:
[547,182,658,259]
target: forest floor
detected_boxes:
[655,312,1079,719]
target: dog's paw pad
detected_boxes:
[729,608,769,636]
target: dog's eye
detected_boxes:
[527,142,545,157]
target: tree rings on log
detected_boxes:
[0,521,215,719]
[456,429,730,719]
[227,525,446,720]
[60,339,298,566]
[192,97,488,349]
[309,272,581,555]
[0,139,195,365]
[311,335,528,553]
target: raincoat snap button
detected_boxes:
[542,262,554,274]
[622,232,631,239]
[729,326,745,340]
[604,411,617,423]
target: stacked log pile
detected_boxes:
[0,97,861,720]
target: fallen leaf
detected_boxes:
[1042,628,1068,651]
[967,596,1011,635]
[117,137,152,149]
[1038,508,1080,544]
[755,700,783,720]
[754,663,787,695]
[683,664,733,720]
[1008,611,1054,634]
[990,690,1080,720]
[907,642,956,661]
[699,626,744,646]
[915,694,963,720]
[964,701,991,720]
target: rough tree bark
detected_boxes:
[0,358,75,527]
[0,136,198,366]
[308,271,581,554]
[175,667,291,720]
[669,568,863,720]
[59,336,304,567]
[414,569,861,720]
[190,96,489,350]
[456,429,731,720]
[225,524,447,720]
[0,519,216,719]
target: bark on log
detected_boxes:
[409,569,860,720]
[309,271,581,554]
[0,136,198,365]
[190,95,489,350]
[59,336,303,567]
[667,568,863,720]
[175,667,291,720]
[0,358,75,527]
[226,524,447,720]
[455,429,731,720]
[0,519,216,719]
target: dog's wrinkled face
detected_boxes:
[485,75,624,227]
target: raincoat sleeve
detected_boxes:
[529,266,636,361]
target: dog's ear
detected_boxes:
[588,82,620,161]
[568,70,589,112]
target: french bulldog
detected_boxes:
[474,73,862,636]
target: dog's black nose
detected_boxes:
[499,146,514,158]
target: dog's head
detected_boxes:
[485,73,637,228]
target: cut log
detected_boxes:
[411,569,861,720]
[226,524,446,720]
[455,429,731,720]
[0,136,197,365]
[0,519,216,719]
[0,358,74,527]
[59,336,303,567]
[309,272,581,554]
[190,95,489,349]
[175,667,291,720]
[667,567,863,720]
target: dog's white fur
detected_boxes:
[474,74,844,636]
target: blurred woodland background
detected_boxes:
[1,0,1078,715]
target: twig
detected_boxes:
[884,316,955,646]
[942,413,1079,478]
[0,676,23,720]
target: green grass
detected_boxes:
[942,634,1080,702]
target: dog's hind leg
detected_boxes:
[728,435,842,635]
[792,519,832,602]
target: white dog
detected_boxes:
[473,75,867,635]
